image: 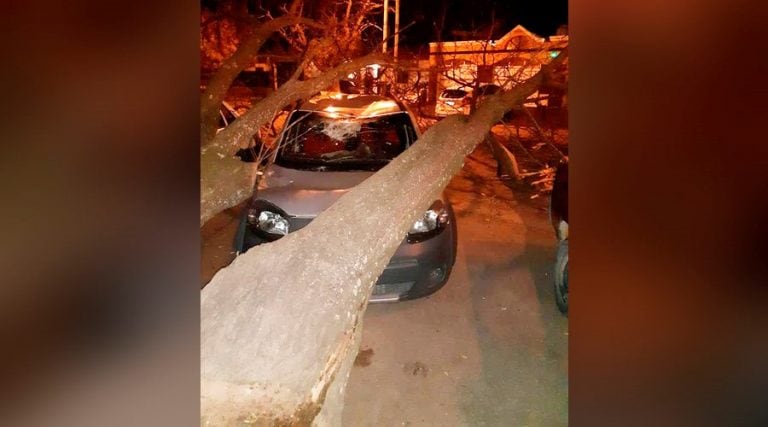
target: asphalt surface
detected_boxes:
[341,142,568,426]
[200,140,568,426]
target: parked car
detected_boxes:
[435,88,471,117]
[217,101,239,131]
[235,93,458,302]
[550,160,569,314]
[474,84,501,107]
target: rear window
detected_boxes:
[276,111,418,172]
[440,89,468,99]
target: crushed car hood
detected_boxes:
[256,164,374,217]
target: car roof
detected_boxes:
[297,93,406,118]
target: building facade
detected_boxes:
[426,25,567,104]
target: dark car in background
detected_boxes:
[474,84,501,107]
[235,93,458,302]
[435,88,471,117]
[550,161,569,314]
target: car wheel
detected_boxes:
[554,239,568,315]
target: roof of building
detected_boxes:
[428,24,567,51]
[497,25,546,44]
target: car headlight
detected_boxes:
[246,200,290,241]
[408,200,450,243]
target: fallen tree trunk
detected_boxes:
[201,53,566,425]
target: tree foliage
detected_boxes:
[279,0,383,74]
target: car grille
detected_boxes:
[284,216,417,301]
[372,282,414,296]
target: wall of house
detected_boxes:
[425,26,567,104]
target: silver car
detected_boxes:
[235,94,457,302]
[435,88,471,117]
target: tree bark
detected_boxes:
[201,53,566,425]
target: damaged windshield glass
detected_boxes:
[275,111,417,171]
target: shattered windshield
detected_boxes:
[275,111,417,171]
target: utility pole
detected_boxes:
[382,0,389,53]
[394,0,400,61]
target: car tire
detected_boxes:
[554,239,568,315]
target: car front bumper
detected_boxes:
[235,207,457,303]
[369,220,457,302]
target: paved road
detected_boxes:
[342,143,568,426]
[200,141,568,426]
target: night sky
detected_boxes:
[203,0,567,50]
[396,0,567,49]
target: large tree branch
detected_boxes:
[200,52,391,226]
[201,52,567,424]
[200,14,321,147]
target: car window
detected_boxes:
[441,89,468,99]
[276,111,417,172]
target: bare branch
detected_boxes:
[210,51,390,151]
[521,107,567,160]
[200,13,322,147]
[287,0,303,15]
